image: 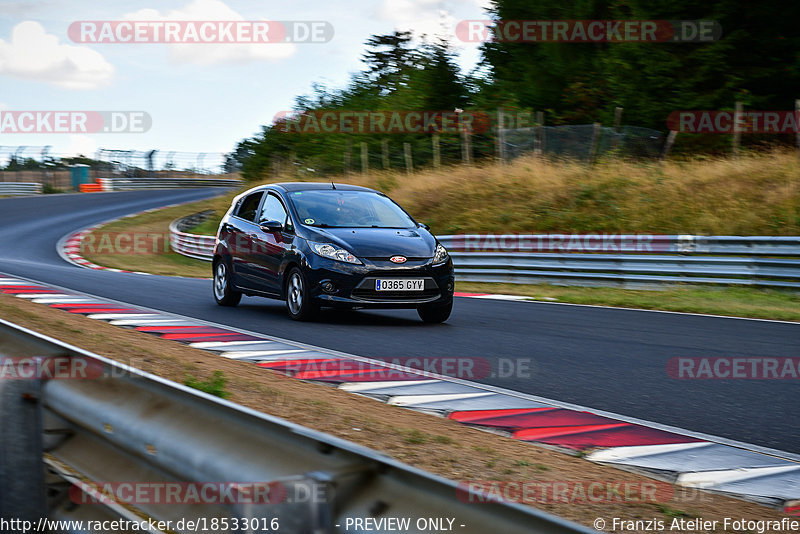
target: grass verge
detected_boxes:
[0,291,793,530]
[457,283,800,321]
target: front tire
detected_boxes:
[417,300,452,324]
[285,267,319,321]
[213,259,242,306]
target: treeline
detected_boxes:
[233,0,800,180]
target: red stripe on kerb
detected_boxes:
[448,408,554,422]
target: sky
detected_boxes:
[0,0,490,167]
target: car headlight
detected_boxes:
[432,243,449,265]
[309,241,361,264]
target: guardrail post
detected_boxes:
[0,359,46,523]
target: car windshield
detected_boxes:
[288,190,416,228]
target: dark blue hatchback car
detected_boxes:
[212,182,454,322]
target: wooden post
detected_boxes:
[733,101,743,157]
[662,130,678,160]
[432,134,441,168]
[612,107,623,151]
[461,128,472,165]
[795,99,800,160]
[403,142,413,175]
[271,154,280,177]
[381,139,390,169]
[360,142,368,174]
[589,122,602,163]
[344,140,352,175]
[496,109,506,163]
[535,111,545,156]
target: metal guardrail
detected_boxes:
[99,177,241,191]
[437,235,800,257]
[0,182,43,196]
[169,211,217,262]
[449,252,800,288]
[0,318,591,534]
[168,218,800,289]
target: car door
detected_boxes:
[249,192,294,295]
[226,190,264,289]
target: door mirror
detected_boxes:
[260,220,283,232]
[418,222,430,230]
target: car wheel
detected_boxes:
[417,300,452,324]
[285,267,319,321]
[213,259,242,306]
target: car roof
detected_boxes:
[269,182,376,193]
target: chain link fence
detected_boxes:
[501,125,666,162]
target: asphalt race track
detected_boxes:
[0,190,798,453]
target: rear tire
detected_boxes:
[285,267,319,321]
[417,300,452,324]
[213,259,242,306]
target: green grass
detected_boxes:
[184,370,231,398]
[88,250,212,278]
[457,282,800,321]
[187,217,222,236]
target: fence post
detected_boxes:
[403,142,413,175]
[535,111,545,156]
[589,122,602,163]
[612,107,623,151]
[344,140,352,175]
[662,130,678,160]
[461,128,472,165]
[733,101,743,157]
[795,99,800,160]
[360,142,369,174]
[495,109,506,163]
[382,139,390,169]
[432,134,441,168]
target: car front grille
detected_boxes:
[351,276,440,301]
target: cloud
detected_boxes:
[65,135,99,158]
[376,0,457,41]
[0,1,54,18]
[0,21,114,89]
[123,0,296,65]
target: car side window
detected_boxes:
[236,192,264,222]
[259,193,289,226]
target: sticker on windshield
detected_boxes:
[304,218,315,225]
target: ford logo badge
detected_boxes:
[390,256,407,264]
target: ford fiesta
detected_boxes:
[212,183,454,322]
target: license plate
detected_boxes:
[375,278,424,291]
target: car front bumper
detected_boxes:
[303,255,454,309]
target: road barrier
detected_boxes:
[169,210,217,261]
[168,216,800,289]
[99,177,241,191]
[0,318,591,534]
[0,182,42,196]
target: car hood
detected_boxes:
[302,227,436,258]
